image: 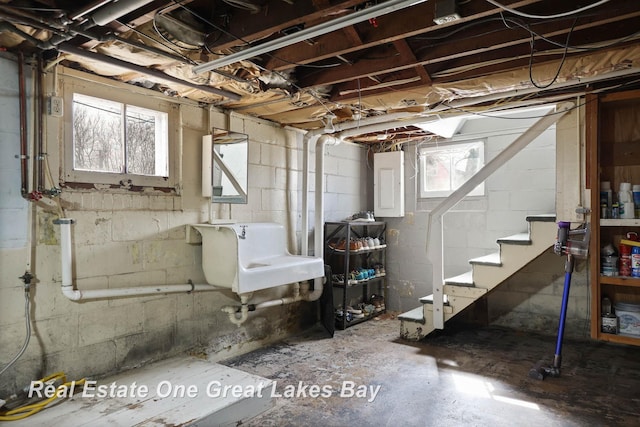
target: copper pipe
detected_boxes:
[36,55,44,192]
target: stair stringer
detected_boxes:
[399,216,557,341]
[400,285,486,340]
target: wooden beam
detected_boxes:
[264,0,545,70]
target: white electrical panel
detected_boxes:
[374,151,405,217]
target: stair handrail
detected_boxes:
[426,102,575,329]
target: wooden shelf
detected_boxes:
[600,219,640,227]
[594,332,640,345]
[600,276,640,287]
[587,89,640,346]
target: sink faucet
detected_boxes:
[239,225,247,239]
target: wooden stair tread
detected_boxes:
[444,271,474,286]
[400,213,557,341]
[419,294,450,305]
[497,232,531,245]
[526,214,556,222]
[469,252,502,266]
[398,306,425,321]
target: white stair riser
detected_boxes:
[400,218,556,341]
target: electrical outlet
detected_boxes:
[49,96,63,117]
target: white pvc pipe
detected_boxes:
[221,305,249,326]
[193,0,428,73]
[254,297,300,309]
[309,134,342,301]
[91,0,156,26]
[56,219,222,301]
[300,112,416,256]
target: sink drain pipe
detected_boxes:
[222,133,343,325]
[55,219,222,301]
[221,283,305,325]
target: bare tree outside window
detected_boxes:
[419,141,485,198]
[73,95,123,173]
[72,93,168,178]
[126,106,157,176]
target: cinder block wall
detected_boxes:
[0,58,368,395]
[487,251,590,338]
[384,111,558,316]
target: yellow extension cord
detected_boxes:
[0,372,86,421]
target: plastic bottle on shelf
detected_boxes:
[633,184,640,218]
[620,240,632,277]
[632,246,640,278]
[600,181,613,218]
[619,182,634,219]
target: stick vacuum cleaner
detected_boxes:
[529,221,590,380]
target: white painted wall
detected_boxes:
[0,58,368,396]
[383,110,557,312]
[0,57,29,249]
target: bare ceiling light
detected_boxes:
[433,0,460,25]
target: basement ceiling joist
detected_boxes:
[1,0,640,142]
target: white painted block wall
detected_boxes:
[0,59,368,396]
[384,112,557,313]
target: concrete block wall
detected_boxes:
[0,58,368,396]
[384,110,558,315]
[487,251,591,339]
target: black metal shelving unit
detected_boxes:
[324,221,387,330]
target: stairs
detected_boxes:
[399,214,557,341]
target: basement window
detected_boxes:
[418,141,485,198]
[63,87,176,190]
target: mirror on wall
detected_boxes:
[202,129,248,204]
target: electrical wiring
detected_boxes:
[0,373,86,421]
[497,13,640,52]
[484,0,610,20]
[0,290,31,378]
[528,17,577,89]
[250,61,339,117]
[169,0,353,71]
[115,19,199,65]
[414,11,640,63]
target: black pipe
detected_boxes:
[0,10,244,101]
[57,42,242,101]
[0,20,55,50]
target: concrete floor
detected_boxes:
[223,314,640,426]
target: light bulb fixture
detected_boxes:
[193,0,427,74]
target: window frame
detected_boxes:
[62,76,178,191]
[418,140,486,199]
